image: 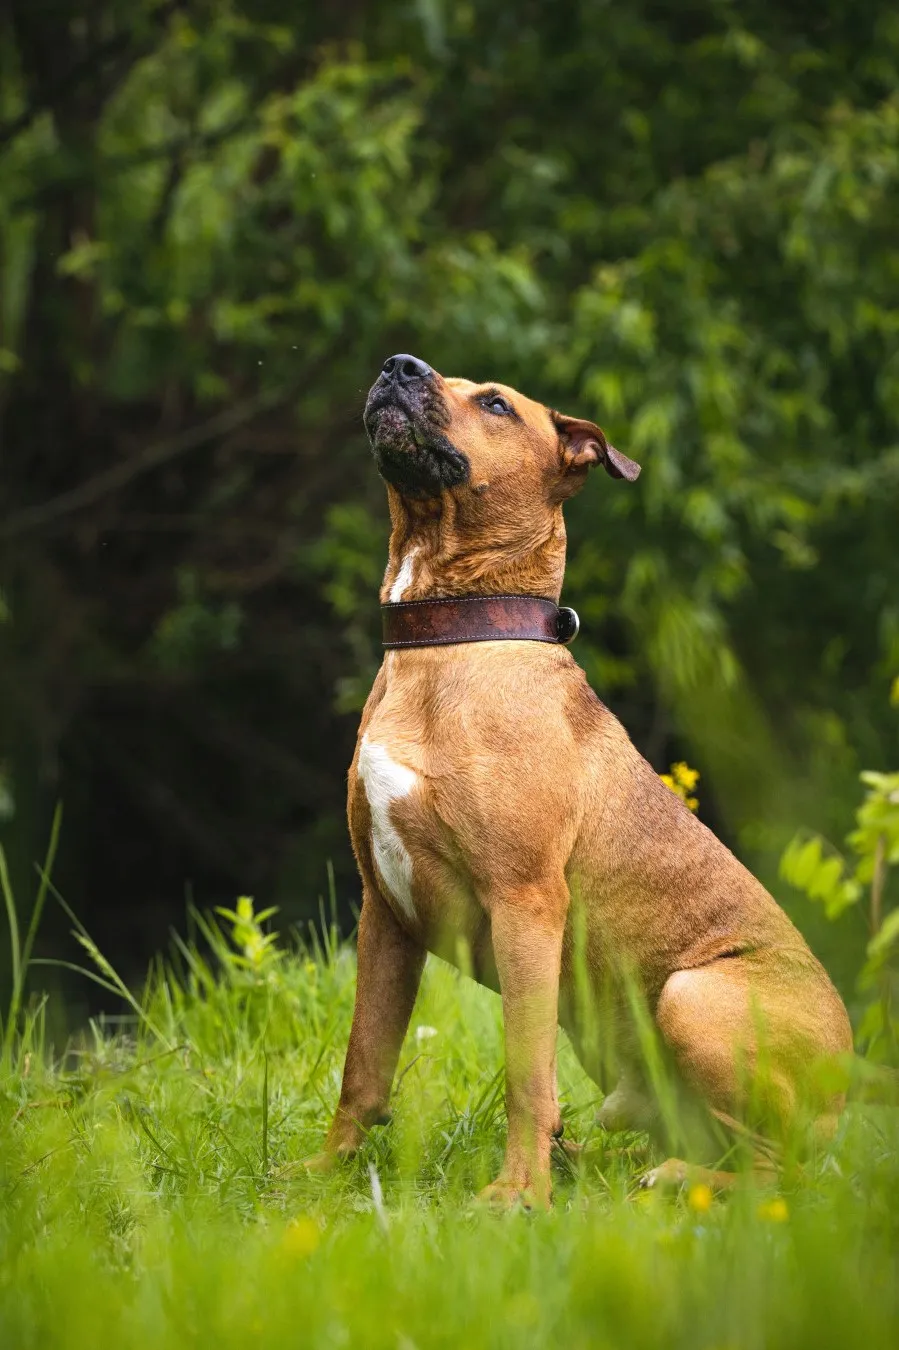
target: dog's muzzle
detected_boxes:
[364,353,469,497]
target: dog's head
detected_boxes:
[363,354,640,509]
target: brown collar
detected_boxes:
[381,594,580,649]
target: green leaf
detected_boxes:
[868,907,899,959]
[780,836,823,892]
[806,855,846,903]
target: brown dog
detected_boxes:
[308,353,852,1206]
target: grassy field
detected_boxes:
[1,897,898,1350]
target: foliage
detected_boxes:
[780,699,899,1059]
[0,1,898,989]
[213,894,282,975]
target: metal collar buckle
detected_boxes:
[557,606,580,644]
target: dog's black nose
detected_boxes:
[381,353,432,384]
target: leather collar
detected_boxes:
[381,594,580,649]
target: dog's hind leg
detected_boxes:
[642,956,851,1190]
[596,1071,659,1133]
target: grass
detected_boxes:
[1,889,898,1350]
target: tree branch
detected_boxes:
[0,384,292,542]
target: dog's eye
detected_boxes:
[482,394,514,417]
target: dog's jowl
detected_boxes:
[305,353,852,1208]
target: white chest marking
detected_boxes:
[388,547,418,601]
[358,735,417,918]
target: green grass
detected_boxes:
[1,901,898,1350]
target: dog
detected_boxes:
[306,353,852,1207]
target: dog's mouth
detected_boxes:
[363,383,469,498]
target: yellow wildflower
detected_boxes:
[282,1215,321,1258]
[687,1182,714,1213]
[673,762,699,791]
[757,1196,789,1223]
[660,762,700,811]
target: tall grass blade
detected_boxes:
[35,866,175,1048]
[261,1045,269,1176]
[2,804,64,1063]
[21,804,62,980]
[0,843,22,1061]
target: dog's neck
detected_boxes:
[380,489,568,604]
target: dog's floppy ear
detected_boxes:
[553,412,641,482]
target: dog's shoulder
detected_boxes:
[560,657,619,745]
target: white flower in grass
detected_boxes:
[415,1025,438,1044]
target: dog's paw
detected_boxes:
[638,1158,691,1191]
[299,1142,363,1174]
[638,1158,738,1196]
[299,1150,341,1175]
[476,1177,551,1212]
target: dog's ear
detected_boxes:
[553,413,641,482]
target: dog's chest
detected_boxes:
[354,724,485,948]
[357,734,419,919]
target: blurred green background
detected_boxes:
[1,0,898,1006]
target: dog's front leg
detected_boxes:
[479,887,567,1211]
[307,885,424,1169]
